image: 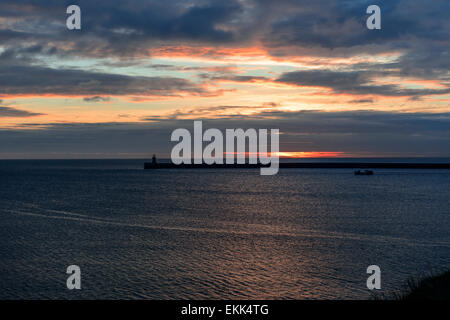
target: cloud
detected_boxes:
[0,106,43,117]
[262,0,450,50]
[201,74,270,83]
[83,96,111,102]
[0,1,447,57]
[2,110,449,158]
[349,98,374,104]
[0,99,43,117]
[0,0,247,56]
[142,103,279,120]
[0,64,218,97]
[0,0,448,98]
[276,70,450,97]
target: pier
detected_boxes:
[144,162,450,170]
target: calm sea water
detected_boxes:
[1,159,449,299]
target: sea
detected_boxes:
[1,158,449,299]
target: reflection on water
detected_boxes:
[0,160,449,299]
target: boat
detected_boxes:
[354,169,374,175]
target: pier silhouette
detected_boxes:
[144,160,450,170]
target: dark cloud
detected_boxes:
[0,44,221,97]
[1,110,449,158]
[262,0,450,48]
[0,64,215,97]
[0,103,43,117]
[200,74,270,82]
[0,0,245,54]
[276,70,450,97]
[349,99,374,104]
[1,0,447,55]
[0,0,448,96]
[83,96,111,102]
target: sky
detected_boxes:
[0,0,449,159]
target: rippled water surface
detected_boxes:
[1,160,449,299]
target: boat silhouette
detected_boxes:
[354,169,374,175]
